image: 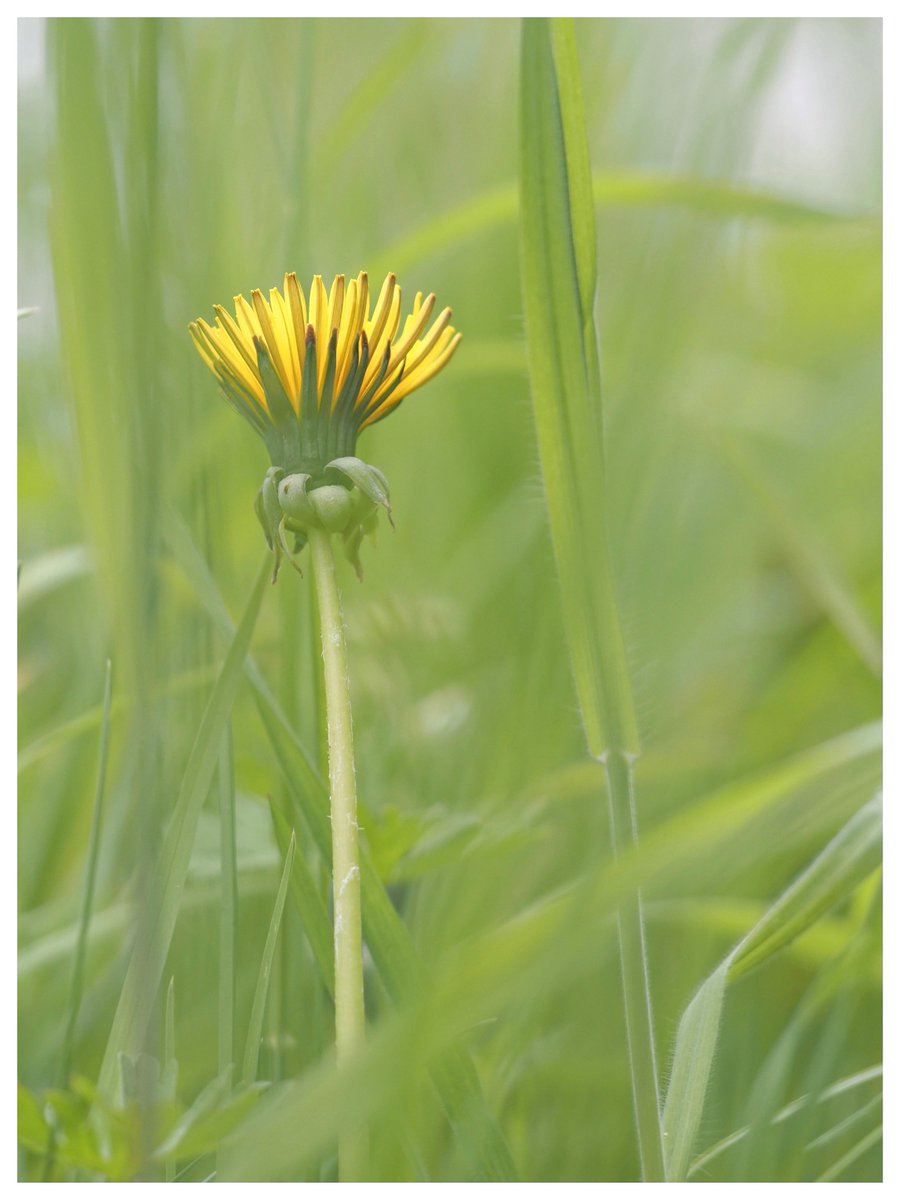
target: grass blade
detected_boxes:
[519,17,662,1179]
[688,1065,883,1177]
[715,434,881,675]
[816,1123,882,1182]
[17,545,92,609]
[662,796,882,1180]
[269,797,335,997]
[242,833,295,1085]
[519,16,638,757]
[58,659,114,1085]
[376,172,873,278]
[42,659,114,1178]
[728,795,882,981]
[661,964,729,1183]
[97,558,270,1098]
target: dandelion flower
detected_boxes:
[190,271,460,579]
[189,271,461,476]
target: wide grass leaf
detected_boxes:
[519,16,637,759]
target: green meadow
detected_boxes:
[18,17,881,1182]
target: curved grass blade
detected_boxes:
[97,558,270,1098]
[714,433,881,676]
[317,22,431,180]
[377,174,875,278]
[687,1065,882,1177]
[17,545,92,609]
[662,795,882,1181]
[816,1123,882,1182]
[727,795,882,981]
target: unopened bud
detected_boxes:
[278,473,314,529]
[308,484,354,533]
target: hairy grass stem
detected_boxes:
[308,525,368,1182]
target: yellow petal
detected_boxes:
[193,320,267,411]
[284,272,308,375]
[234,294,262,342]
[251,289,293,398]
[364,284,402,391]
[308,275,330,392]
[213,304,259,376]
[198,319,259,395]
[328,274,345,335]
[270,287,301,407]
[366,329,461,419]
[388,292,436,369]
[364,273,396,358]
[334,277,360,396]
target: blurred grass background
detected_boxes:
[18,17,881,1182]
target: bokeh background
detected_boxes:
[19,18,881,1182]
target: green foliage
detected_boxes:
[18,16,881,1183]
[662,796,882,1180]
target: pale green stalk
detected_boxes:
[307,524,368,1183]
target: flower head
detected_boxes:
[190,271,460,580]
[189,271,461,477]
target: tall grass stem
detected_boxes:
[604,750,666,1180]
[308,524,368,1182]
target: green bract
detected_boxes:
[255,457,393,582]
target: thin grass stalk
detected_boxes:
[217,729,237,1076]
[43,660,113,1179]
[242,834,295,1085]
[307,524,368,1182]
[164,977,176,1183]
[604,750,665,1179]
[816,1123,883,1182]
[58,659,114,1083]
[518,18,665,1180]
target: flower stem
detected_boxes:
[307,524,368,1182]
[604,748,667,1181]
